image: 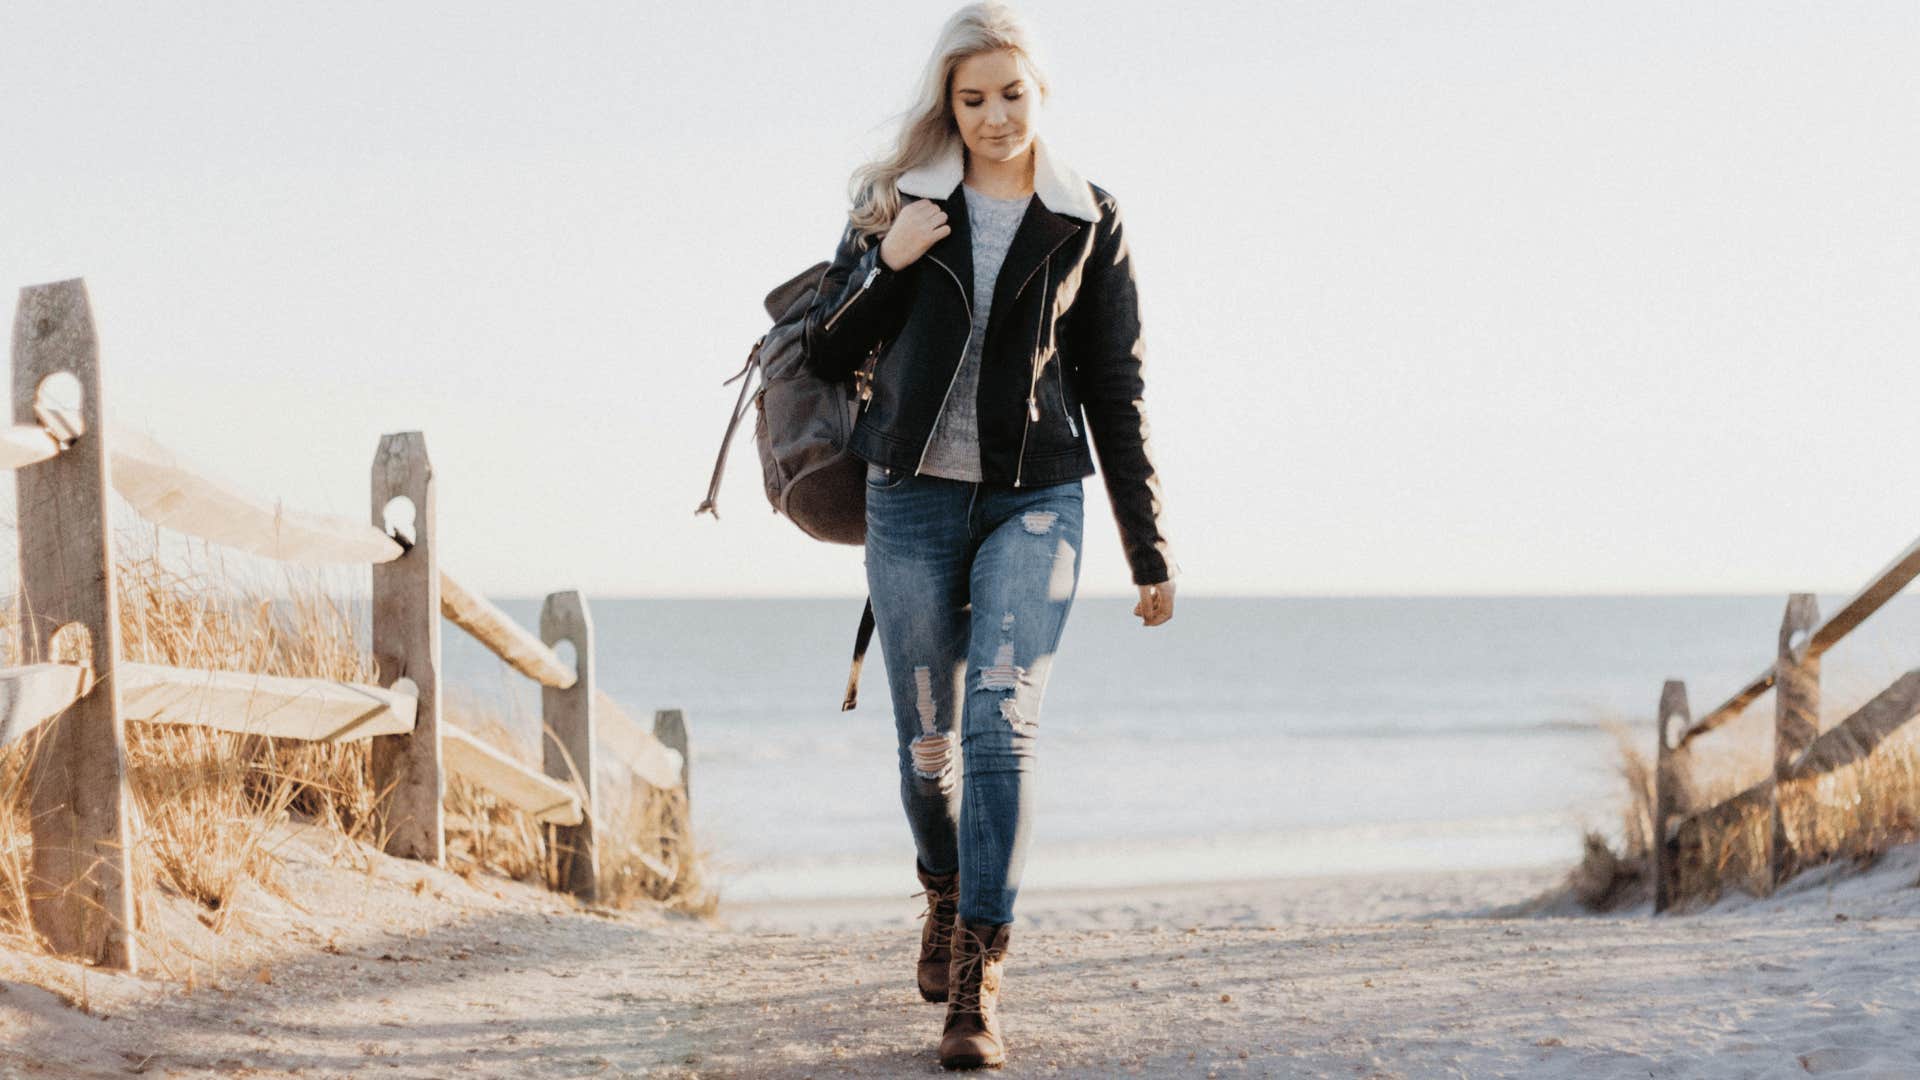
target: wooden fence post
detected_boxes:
[1652,679,1688,914]
[541,590,597,900]
[1770,592,1820,891]
[12,279,137,970]
[370,432,443,864]
[653,708,690,806]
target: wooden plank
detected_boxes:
[111,424,403,564]
[13,278,137,970]
[1677,668,1775,748]
[0,663,92,749]
[117,664,416,741]
[370,432,444,864]
[1783,669,1920,783]
[653,707,691,802]
[1809,534,1920,657]
[0,423,62,470]
[1670,775,1771,845]
[4,662,412,745]
[541,591,598,900]
[1771,593,1820,891]
[1652,680,1687,915]
[33,402,82,445]
[443,724,583,826]
[597,692,685,792]
[439,571,576,689]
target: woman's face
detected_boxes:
[949,49,1037,166]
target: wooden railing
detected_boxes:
[1652,534,1920,912]
[2,278,691,970]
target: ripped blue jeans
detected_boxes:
[863,461,1084,926]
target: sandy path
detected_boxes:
[5,838,1920,1079]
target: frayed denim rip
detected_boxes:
[862,462,1084,925]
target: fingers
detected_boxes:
[878,205,951,271]
[891,205,950,262]
[1135,584,1174,627]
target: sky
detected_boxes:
[3,1,1917,598]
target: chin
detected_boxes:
[971,134,1032,162]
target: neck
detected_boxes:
[963,146,1035,199]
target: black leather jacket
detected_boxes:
[803,177,1176,586]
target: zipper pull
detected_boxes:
[1067,413,1078,437]
[1027,396,1040,422]
[861,266,880,290]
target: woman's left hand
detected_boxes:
[1133,581,1175,627]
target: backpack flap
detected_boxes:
[765,261,831,320]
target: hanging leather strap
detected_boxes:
[841,595,876,711]
[694,341,763,519]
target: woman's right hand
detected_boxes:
[1133,581,1176,628]
[879,199,950,271]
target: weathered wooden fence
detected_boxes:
[2,278,692,970]
[1652,533,1920,912]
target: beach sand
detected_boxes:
[4,826,1919,1078]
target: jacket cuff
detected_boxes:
[1129,554,1178,588]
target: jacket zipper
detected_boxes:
[1009,229,1079,485]
[1044,280,1076,437]
[913,253,973,477]
[1013,262,1047,487]
[1055,358,1077,436]
[822,264,881,334]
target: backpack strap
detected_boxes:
[694,340,763,519]
[840,595,877,711]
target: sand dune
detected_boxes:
[4,829,1919,1078]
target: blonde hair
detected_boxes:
[846,3,1051,250]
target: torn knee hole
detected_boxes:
[1021,510,1058,535]
[910,731,957,779]
[978,641,1024,691]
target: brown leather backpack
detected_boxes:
[697,261,878,708]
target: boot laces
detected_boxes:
[947,928,1001,1019]
[912,883,959,951]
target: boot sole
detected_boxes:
[939,1050,1005,1070]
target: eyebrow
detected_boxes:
[955,79,1025,95]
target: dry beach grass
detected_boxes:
[0,533,715,970]
[1575,688,1920,912]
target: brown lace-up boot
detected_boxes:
[938,917,1011,1069]
[914,859,961,1002]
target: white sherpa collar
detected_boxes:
[896,135,1102,223]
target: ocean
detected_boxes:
[440,594,1920,904]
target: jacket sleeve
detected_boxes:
[1064,194,1178,587]
[803,219,912,382]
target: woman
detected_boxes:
[804,3,1176,1069]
